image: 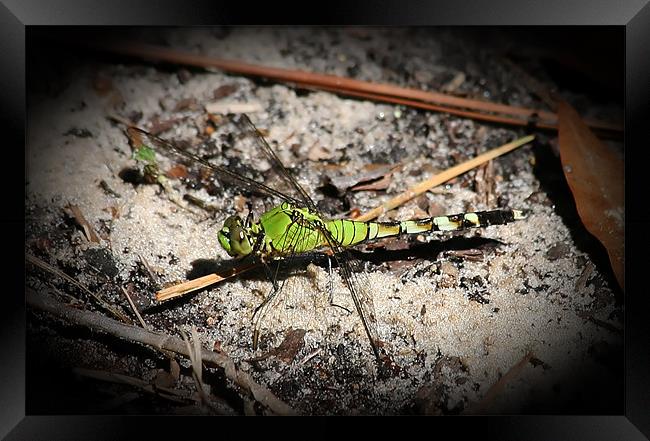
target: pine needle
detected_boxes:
[355,135,535,222]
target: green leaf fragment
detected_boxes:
[133,146,157,164]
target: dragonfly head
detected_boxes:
[218,215,253,257]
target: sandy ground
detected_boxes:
[26,28,622,415]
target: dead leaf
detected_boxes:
[330,164,399,191]
[351,173,393,191]
[63,204,101,243]
[102,205,120,219]
[273,329,307,363]
[174,97,200,112]
[213,84,239,100]
[165,164,188,179]
[426,201,446,218]
[247,328,307,363]
[349,207,362,219]
[473,160,496,206]
[234,195,248,213]
[149,117,181,136]
[154,369,176,389]
[558,100,624,290]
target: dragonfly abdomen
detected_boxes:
[325,209,526,247]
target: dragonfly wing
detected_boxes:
[127,126,304,206]
[230,115,384,355]
[251,213,317,349]
[317,224,383,361]
[232,114,320,212]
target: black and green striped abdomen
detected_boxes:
[256,203,525,257]
[325,209,526,247]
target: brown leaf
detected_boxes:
[247,328,307,364]
[351,173,393,191]
[234,195,248,213]
[274,329,307,363]
[63,204,101,243]
[213,84,239,100]
[165,164,188,179]
[558,100,624,290]
[173,97,200,112]
[331,164,398,191]
[349,207,362,219]
[149,117,180,136]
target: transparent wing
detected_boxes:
[127,126,305,206]
[231,116,383,361]
[317,224,383,361]
[232,114,319,212]
[131,118,383,362]
[252,216,316,349]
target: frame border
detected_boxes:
[5,0,649,437]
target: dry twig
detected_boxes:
[26,253,130,323]
[27,288,296,415]
[355,135,535,222]
[180,327,210,405]
[75,367,238,415]
[120,286,148,329]
[155,261,259,302]
[155,135,533,300]
[91,41,622,137]
[138,253,160,289]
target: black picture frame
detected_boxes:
[5,0,649,437]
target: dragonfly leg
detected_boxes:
[252,260,283,350]
[252,285,282,350]
[244,209,254,228]
[327,256,334,304]
[325,258,352,314]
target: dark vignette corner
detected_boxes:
[6,0,650,439]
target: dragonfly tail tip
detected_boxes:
[512,209,528,220]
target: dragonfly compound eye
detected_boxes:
[218,215,253,257]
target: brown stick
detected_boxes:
[355,134,535,222]
[120,286,149,329]
[302,84,558,130]
[157,135,533,298]
[26,253,131,323]
[75,367,237,414]
[155,262,259,302]
[27,288,296,416]
[91,41,622,135]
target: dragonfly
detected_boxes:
[127,114,527,363]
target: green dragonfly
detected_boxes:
[128,114,526,362]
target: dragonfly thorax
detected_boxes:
[217,215,255,257]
